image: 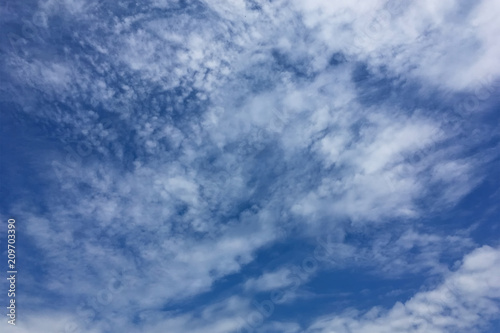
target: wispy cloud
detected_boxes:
[306,245,500,333]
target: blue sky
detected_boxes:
[1,0,500,332]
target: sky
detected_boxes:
[0,0,500,332]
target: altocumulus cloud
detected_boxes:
[0,0,499,333]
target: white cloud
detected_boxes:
[291,0,500,91]
[1,312,100,333]
[306,245,500,333]
[244,268,294,292]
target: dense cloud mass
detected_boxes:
[0,0,499,332]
